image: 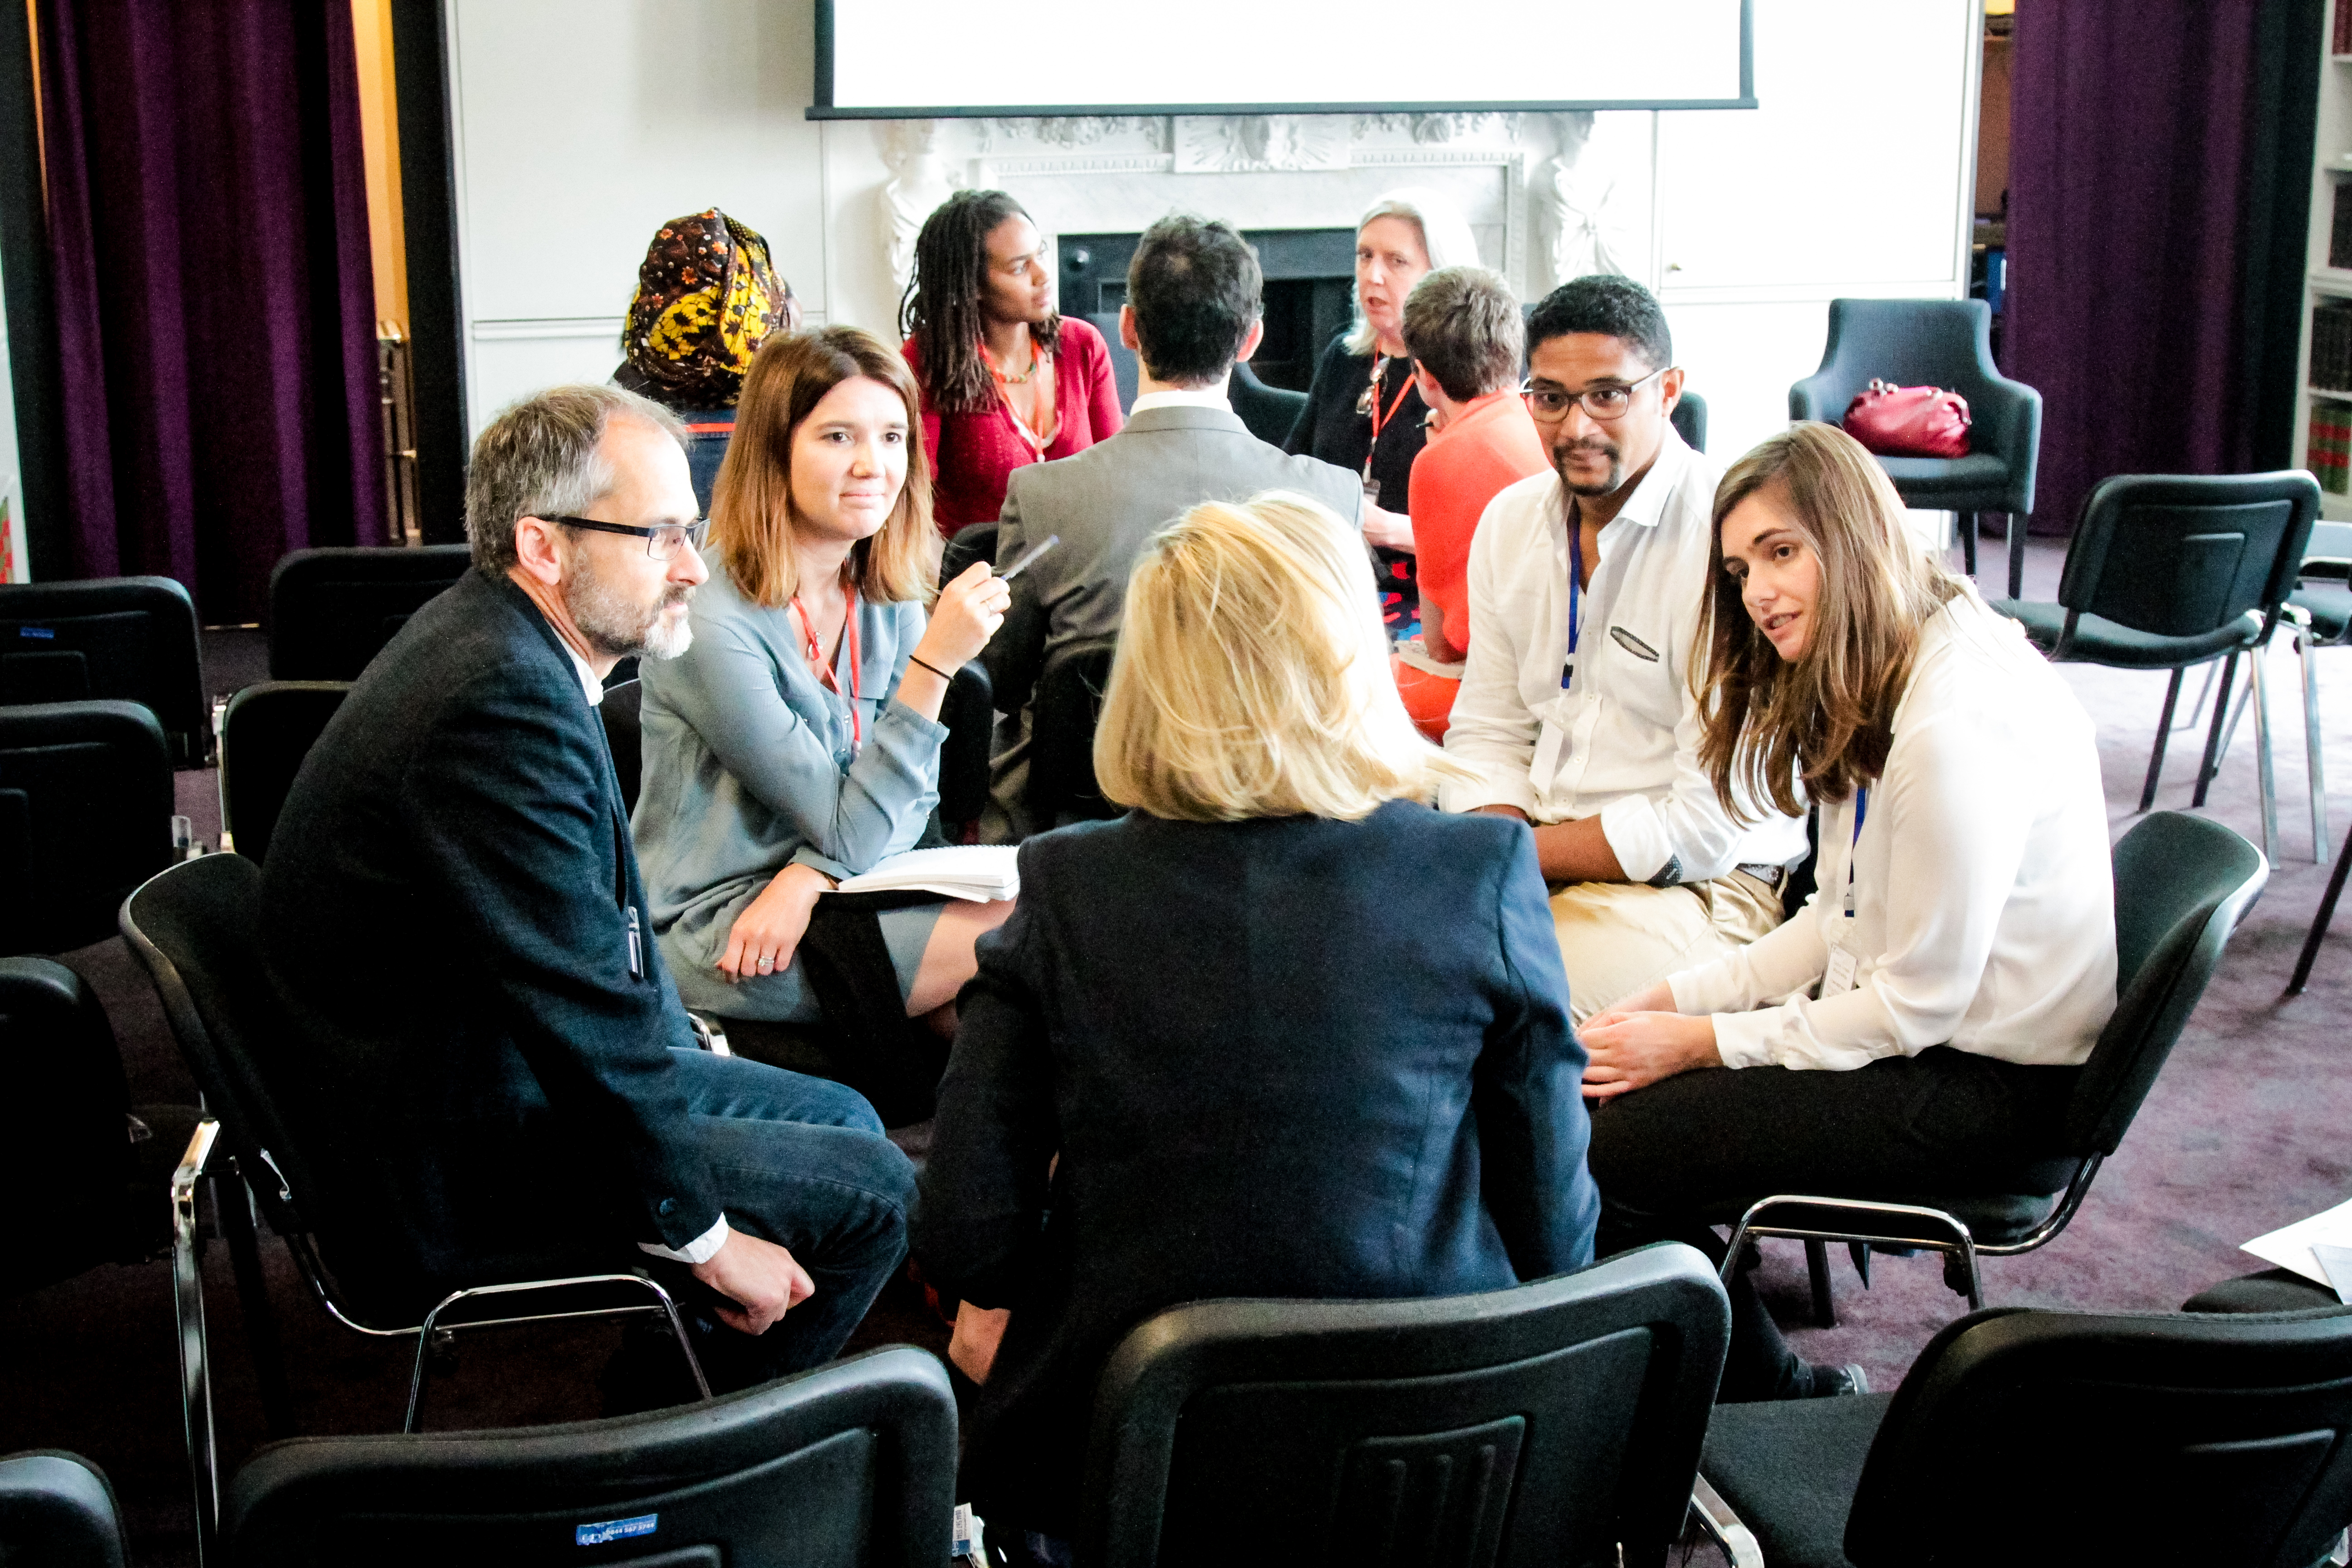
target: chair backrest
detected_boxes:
[2067,811,2267,1156]
[225,1346,957,1568]
[1,958,133,1298]
[0,701,175,955]
[0,1450,129,1568]
[0,577,206,765]
[1789,298,2002,421]
[1669,388,1707,454]
[1028,637,1120,829]
[1843,1301,2352,1568]
[941,520,998,588]
[1230,360,1309,447]
[219,682,352,865]
[936,661,994,833]
[2055,471,2320,645]
[598,679,643,818]
[266,545,470,681]
[118,854,327,1250]
[1081,1243,1730,1568]
[2305,518,2352,569]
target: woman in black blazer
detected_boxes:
[914,491,1600,1550]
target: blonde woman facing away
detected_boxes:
[634,328,1014,1078]
[1581,421,2117,1402]
[915,493,1600,1551]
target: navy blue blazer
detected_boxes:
[915,799,1599,1532]
[261,568,718,1301]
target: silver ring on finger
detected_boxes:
[757,956,775,974]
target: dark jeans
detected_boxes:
[1588,1046,2078,1401]
[647,1048,915,1387]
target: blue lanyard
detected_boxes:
[1562,518,1584,689]
[1842,787,1868,918]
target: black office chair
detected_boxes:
[1669,388,1708,454]
[1080,1242,1729,1568]
[1089,310,1140,414]
[0,576,208,765]
[1027,637,1119,831]
[1712,810,2265,1326]
[216,682,351,863]
[1789,298,2042,593]
[598,678,644,817]
[1,958,198,1300]
[224,1346,957,1568]
[1991,470,2319,864]
[266,544,470,681]
[941,520,998,586]
[0,701,176,956]
[936,661,994,840]
[0,1450,130,1568]
[120,854,711,1561]
[1692,1300,2352,1568]
[1230,360,1308,446]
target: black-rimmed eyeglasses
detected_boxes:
[542,515,709,560]
[1521,365,1670,424]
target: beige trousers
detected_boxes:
[1549,872,1786,1024]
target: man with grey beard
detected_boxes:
[260,385,913,1398]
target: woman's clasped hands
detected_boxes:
[1578,980,1722,1100]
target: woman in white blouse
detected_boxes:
[1579,421,2117,1402]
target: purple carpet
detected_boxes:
[5,534,2347,1564]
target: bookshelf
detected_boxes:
[2298,6,2352,517]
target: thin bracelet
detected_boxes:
[906,652,954,682]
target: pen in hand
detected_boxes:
[995,534,1060,583]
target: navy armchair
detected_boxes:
[1790,299,2043,596]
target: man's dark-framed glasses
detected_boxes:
[1521,364,1670,424]
[544,515,709,559]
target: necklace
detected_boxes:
[983,335,1042,384]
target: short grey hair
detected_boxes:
[1343,187,1482,356]
[1401,266,1524,403]
[464,384,686,573]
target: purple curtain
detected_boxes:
[2004,5,2270,535]
[36,0,383,621]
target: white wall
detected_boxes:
[445,0,1978,486]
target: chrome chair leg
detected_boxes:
[172,1121,221,1567]
[403,1273,714,1433]
[2193,654,2240,809]
[2143,667,2186,811]
[2296,614,2330,865]
[2006,511,2025,601]
[2252,643,2282,865]
[1690,1475,1764,1568]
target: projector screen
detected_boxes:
[810,0,1754,118]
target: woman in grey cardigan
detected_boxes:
[636,326,1013,1032]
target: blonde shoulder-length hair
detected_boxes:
[1093,492,1476,822]
[1695,421,1964,818]
[708,326,939,608]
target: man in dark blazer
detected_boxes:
[260,385,913,1386]
[982,214,1363,837]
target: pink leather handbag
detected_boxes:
[1842,379,1972,459]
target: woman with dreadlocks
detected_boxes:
[899,189,1122,537]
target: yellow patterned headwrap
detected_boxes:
[621,208,791,409]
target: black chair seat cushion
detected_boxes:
[1872,451,2010,509]
[1701,1392,1895,1568]
[1992,597,2259,669]
[2293,583,2352,644]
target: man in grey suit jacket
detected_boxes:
[984,213,1362,837]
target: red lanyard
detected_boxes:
[1364,356,1415,475]
[790,583,861,751]
[980,336,1056,459]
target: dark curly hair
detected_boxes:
[897,189,1062,415]
[1526,274,1671,371]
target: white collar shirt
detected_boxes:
[1439,427,1807,884]
[564,642,606,708]
[1127,387,1233,415]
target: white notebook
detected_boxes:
[832,845,1019,903]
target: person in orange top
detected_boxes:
[1392,267,1551,740]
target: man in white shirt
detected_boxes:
[982,214,1361,838]
[1443,276,1807,1019]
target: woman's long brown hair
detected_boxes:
[708,327,939,609]
[897,189,1061,415]
[1694,421,1962,819]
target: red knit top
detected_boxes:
[903,317,1123,537]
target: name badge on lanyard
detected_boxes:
[1561,516,1585,691]
[1823,786,1867,995]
